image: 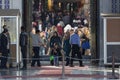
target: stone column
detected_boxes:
[90,0,100,65]
[23,0,32,32]
[22,0,33,64]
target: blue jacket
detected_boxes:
[70,33,80,47]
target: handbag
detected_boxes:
[50,55,54,61]
[82,41,90,49]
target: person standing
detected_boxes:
[56,23,63,37]
[69,29,83,67]
[0,29,9,69]
[63,31,71,66]
[49,31,62,65]
[31,29,42,67]
[2,25,13,68]
[51,43,61,66]
[19,26,28,70]
[81,27,91,56]
[62,12,70,26]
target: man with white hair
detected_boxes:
[64,24,72,33]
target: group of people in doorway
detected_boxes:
[27,10,90,68]
[29,24,90,68]
[0,11,91,70]
[0,24,90,70]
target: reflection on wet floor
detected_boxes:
[0,65,120,80]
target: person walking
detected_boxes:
[19,26,28,70]
[31,29,42,67]
[69,29,83,67]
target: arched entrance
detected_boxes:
[23,0,99,65]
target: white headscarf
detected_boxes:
[64,24,72,33]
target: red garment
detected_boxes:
[57,25,63,36]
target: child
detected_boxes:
[51,43,61,66]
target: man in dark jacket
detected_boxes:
[0,29,9,69]
[19,26,28,70]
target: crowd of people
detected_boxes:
[31,10,91,67]
[0,10,91,70]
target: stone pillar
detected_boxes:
[22,0,33,64]
[90,0,100,65]
[27,0,32,32]
[23,0,32,32]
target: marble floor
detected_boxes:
[0,64,120,80]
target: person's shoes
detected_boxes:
[50,62,54,66]
[65,64,69,66]
[65,63,69,66]
[69,65,74,67]
[79,65,84,67]
[37,65,41,67]
[20,67,27,70]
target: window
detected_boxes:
[0,0,10,9]
[112,0,120,13]
[0,0,2,9]
[4,0,10,9]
